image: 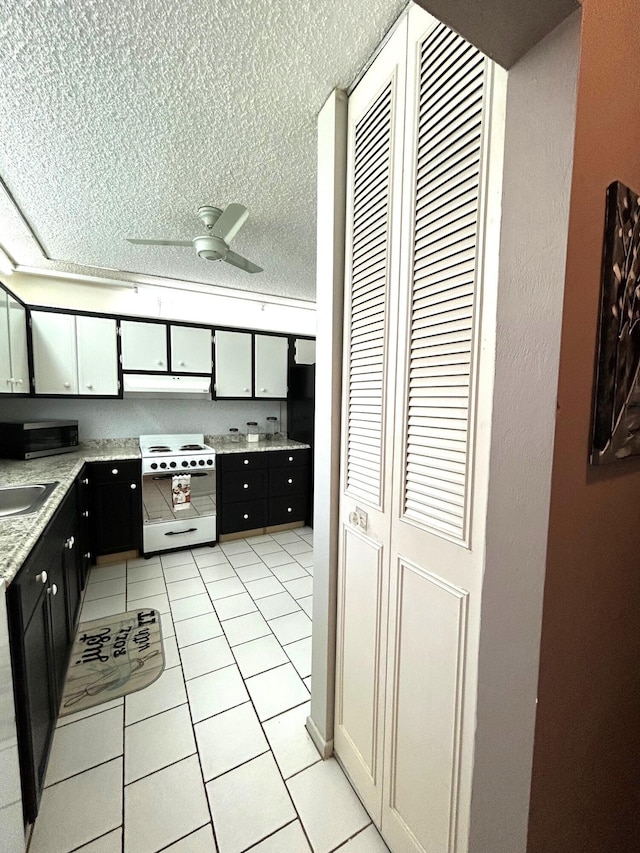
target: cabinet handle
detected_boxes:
[288,456,293,462]
[84,552,91,560]
[112,468,119,475]
[36,571,48,584]
[65,536,75,549]
[64,382,71,388]
[260,388,266,392]
[287,507,292,513]
[157,360,164,366]
[82,510,89,518]
[243,513,249,519]
[6,379,12,385]
[288,478,293,484]
[15,378,23,385]
[243,459,249,465]
[243,387,249,392]
[130,483,137,489]
[82,477,89,485]
[86,383,93,390]
[48,584,58,596]
[179,360,185,366]
[243,483,249,489]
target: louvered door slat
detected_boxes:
[403,23,484,540]
[346,83,393,505]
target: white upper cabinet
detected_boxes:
[76,316,119,395]
[170,325,212,374]
[214,330,252,397]
[32,311,78,395]
[255,335,288,398]
[120,320,168,371]
[32,311,119,396]
[0,291,28,393]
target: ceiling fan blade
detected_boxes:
[224,250,263,274]
[126,238,193,247]
[211,204,249,243]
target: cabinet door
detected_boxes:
[77,315,119,395]
[0,289,10,392]
[120,320,168,371]
[170,325,212,373]
[90,463,142,555]
[255,335,288,398]
[21,596,56,822]
[32,311,78,395]
[215,330,252,397]
[8,295,29,391]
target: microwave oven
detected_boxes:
[0,420,79,460]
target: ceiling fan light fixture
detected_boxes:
[193,234,227,262]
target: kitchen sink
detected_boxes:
[0,482,59,518]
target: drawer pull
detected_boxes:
[287,507,293,513]
[165,528,197,536]
[112,468,119,475]
[82,477,89,485]
[130,483,137,489]
[288,456,293,462]
[243,459,249,465]
[82,510,89,518]
[47,584,58,596]
[288,478,293,484]
[243,483,249,489]
[65,536,75,549]
[84,552,91,560]
[36,571,48,585]
[243,513,249,520]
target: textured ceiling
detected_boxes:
[0,0,406,302]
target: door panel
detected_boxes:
[0,289,10,391]
[255,335,288,398]
[77,315,119,395]
[8,295,28,390]
[334,526,385,820]
[215,330,252,397]
[382,559,468,852]
[120,320,167,371]
[335,15,408,822]
[32,311,78,394]
[170,325,212,373]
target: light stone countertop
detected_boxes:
[0,436,310,587]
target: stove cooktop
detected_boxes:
[139,434,215,474]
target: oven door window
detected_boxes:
[143,471,216,523]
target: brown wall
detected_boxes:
[528,1,640,850]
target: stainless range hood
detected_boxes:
[123,374,211,400]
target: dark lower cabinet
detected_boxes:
[88,460,142,556]
[76,469,92,589]
[7,481,80,824]
[217,448,311,535]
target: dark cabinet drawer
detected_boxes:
[218,452,267,473]
[269,466,309,497]
[268,494,309,526]
[89,459,141,485]
[220,499,267,534]
[221,469,267,502]
[267,449,310,469]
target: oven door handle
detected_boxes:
[150,472,209,480]
[164,528,198,536]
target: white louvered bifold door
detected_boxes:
[334,17,408,823]
[381,7,494,853]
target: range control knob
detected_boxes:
[170,461,177,468]
[198,459,205,466]
[151,463,158,470]
[190,460,197,467]
[207,459,213,466]
[182,461,189,467]
[160,462,167,469]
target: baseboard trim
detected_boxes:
[306,715,334,759]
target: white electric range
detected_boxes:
[139,434,216,554]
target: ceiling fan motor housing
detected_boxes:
[193,234,227,261]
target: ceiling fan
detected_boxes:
[126,204,263,273]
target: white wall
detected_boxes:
[5,270,316,337]
[1,396,285,441]
[468,12,581,852]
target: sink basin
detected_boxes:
[0,482,58,518]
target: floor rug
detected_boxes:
[59,608,164,717]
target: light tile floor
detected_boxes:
[30,528,390,853]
